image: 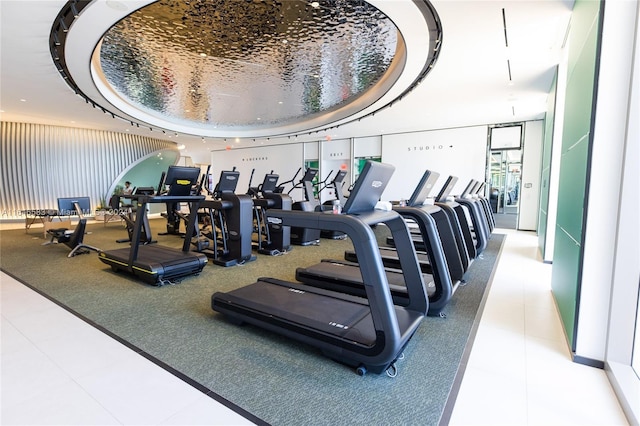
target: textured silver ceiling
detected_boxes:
[98,0,400,133]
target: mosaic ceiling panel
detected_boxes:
[99,0,400,133]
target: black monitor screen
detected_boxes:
[343,160,395,214]
[407,170,440,207]
[460,180,476,198]
[217,170,240,194]
[134,187,155,196]
[333,170,347,184]
[301,168,318,182]
[57,196,91,216]
[260,174,279,193]
[435,176,459,202]
[474,181,486,194]
[163,166,201,196]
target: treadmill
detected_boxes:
[99,166,208,285]
[309,170,459,316]
[376,170,468,277]
[453,180,491,253]
[212,161,428,376]
[433,176,480,258]
[470,180,496,232]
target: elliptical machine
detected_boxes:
[288,167,322,246]
[193,168,256,266]
[249,171,292,255]
[320,169,348,240]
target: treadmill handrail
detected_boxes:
[265,208,429,362]
[131,194,205,204]
[391,205,454,313]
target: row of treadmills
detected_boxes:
[211,161,495,376]
[98,160,493,376]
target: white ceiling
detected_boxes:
[0,0,573,164]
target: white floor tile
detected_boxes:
[449,365,528,425]
[1,341,73,408]
[160,393,254,425]
[75,351,208,425]
[1,380,120,425]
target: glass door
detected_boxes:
[489,149,522,225]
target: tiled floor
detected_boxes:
[0,227,630,425]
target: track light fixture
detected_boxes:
[59,18,68,32]
[70,2,79,18]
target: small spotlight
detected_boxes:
[71,2,80,18]
[59,18,68,32]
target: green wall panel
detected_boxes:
[556,139,589,240]
[551,228,582,342]
[551,0,601,350]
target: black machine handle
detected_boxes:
[277,167,302,194]
[316,169,334,194]
[199,164,211,195]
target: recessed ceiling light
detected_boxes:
[257,117,261,120]
[199,53,207,57]
[310,1,320,8]
[282,39,288,44]
[19,99,26,102]
[106,1,128,11]
[278,101,283,104]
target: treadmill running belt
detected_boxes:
[345,247,433,274]
[99,245,207,284]
[214,278,377,345]
[296,260,436,306]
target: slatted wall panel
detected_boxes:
[1,122,177,218]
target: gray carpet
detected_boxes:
[493,213,518,229]
[1,219,504,425]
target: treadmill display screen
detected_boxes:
[435,176,458,202]
[343,160,395,214]
[407,170,440,207]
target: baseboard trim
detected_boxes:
[573,354,605,369]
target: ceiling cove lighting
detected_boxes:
[53,0,442,141]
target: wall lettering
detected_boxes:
[406,145,450,152]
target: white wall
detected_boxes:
[380,126,488,201]
[518,120,543,231]
[210,144,304,200]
